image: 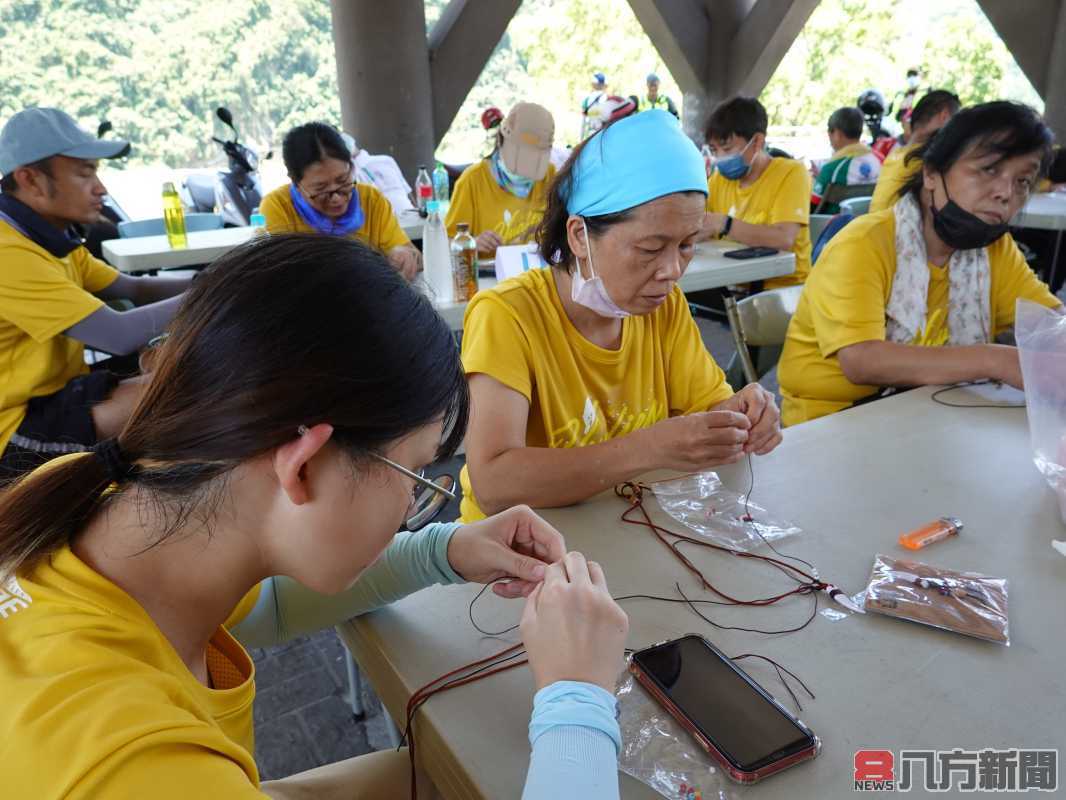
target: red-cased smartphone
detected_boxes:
[629,634,819,784]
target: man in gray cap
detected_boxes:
[0,107,191,477]
[639,73,678,118]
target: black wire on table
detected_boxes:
[742,454,818,574]
[470,576,822,641]
[930,380,1025,408]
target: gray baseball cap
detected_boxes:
[0,108,130,175]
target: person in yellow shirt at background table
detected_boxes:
[869,90,960,213]
[260,122,420,281]
[445,102,556,257]
[458,110,781,522]
[778,101,1064,427]
[0,108,190,478]
[697,96,812,288]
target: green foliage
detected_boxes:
[0,0,1045,170]
[0,0,340,168]
[761,0,1042,129]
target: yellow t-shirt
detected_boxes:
[706,157,812,288]
[869,144,919,213]
[444,159,556,243]
[778,208,1062,426]
[259,182,410,253]
[0,220,118,452]
[0,538,268,799]
[458,268,733,521]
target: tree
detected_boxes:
[761,0,1043,132]
[0,0,339,168]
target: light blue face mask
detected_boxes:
[715,138,755,181]
[492,151,535,198]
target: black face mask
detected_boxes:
[930,182,1009,250]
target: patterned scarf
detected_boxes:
[887,192,991,346]
[489,151,534,199]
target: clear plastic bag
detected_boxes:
[650,471,803,552]
[1016,298,1066,524]
[616,670,733,799]
[862,554,1009,645]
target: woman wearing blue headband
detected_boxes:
[458,111,782,522]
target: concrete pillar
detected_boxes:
[1042,1,1066,138]
[626,0,819,143]
[331,0,436,178]
[428,0,523,144]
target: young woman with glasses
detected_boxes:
[0,235,628,799]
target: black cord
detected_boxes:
[930,380,1025,409]
[742,454,818,574]
[731,653,816,712]
[468,580,521,636]
[675,581,820,636]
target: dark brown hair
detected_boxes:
[282,122,352,182]
[705,96,768,144]
[898,101,1054,202]
[909,90,961,133]
[0,234,468,578]
[0,157,54,193]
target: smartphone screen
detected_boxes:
[632,635,814,773]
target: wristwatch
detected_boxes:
[718,215,733,239]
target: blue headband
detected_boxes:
[564,109,707,217]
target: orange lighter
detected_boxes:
[899,517,963,550]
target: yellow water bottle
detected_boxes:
[162,182,187,249]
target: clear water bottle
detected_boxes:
[162,182,187,249]
[421,200,453,303]
[450,222,478,301]
[433,162,450,206]
[414,165,433,216]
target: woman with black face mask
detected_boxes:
[778,101,1064,426]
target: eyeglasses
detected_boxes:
[368,451,457,531]
[301,170,355,203]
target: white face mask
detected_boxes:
[570,218,631,319]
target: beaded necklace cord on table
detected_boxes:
[402,455,831,798]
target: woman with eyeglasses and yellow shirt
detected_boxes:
[260,122,422,281]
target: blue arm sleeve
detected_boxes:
[229,522,465,648]
[522,682,621,800]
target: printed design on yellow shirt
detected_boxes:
[0,576,32,619]
[493,207,543,245]
[549,395,666,449]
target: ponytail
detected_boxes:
[0,451,114,579]
[0,233,469,581]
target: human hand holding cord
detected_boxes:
[715,384,782,455]
[521,552,629,692]
[447,505,567,599]
[637,410,752,471]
